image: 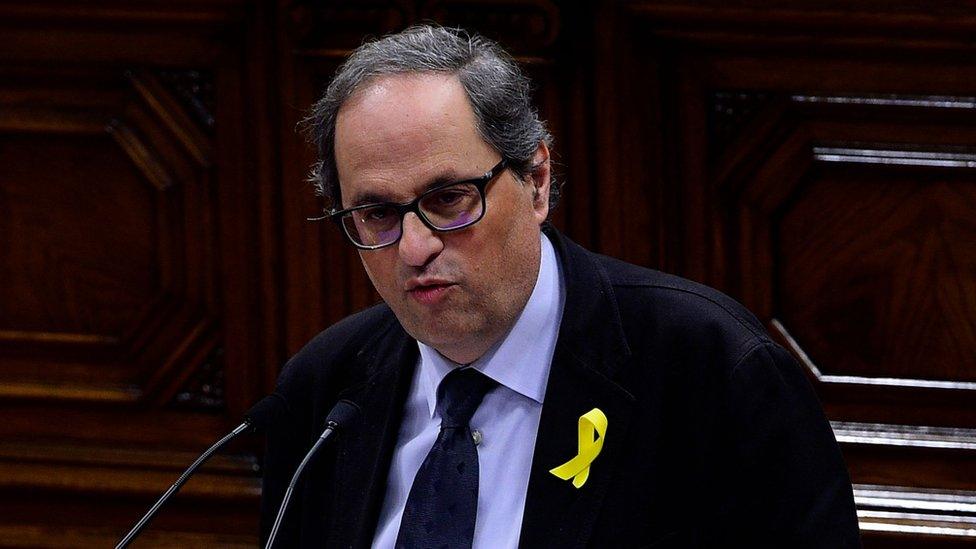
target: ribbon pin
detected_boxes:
[549,408,607,488]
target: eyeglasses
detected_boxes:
[312,159,508,250]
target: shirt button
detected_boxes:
[471,429,483,445]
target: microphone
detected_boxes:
[115,393,287,549]
[264,399,361,549]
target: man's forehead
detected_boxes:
[334,72,493,205]
[336,74,474,159]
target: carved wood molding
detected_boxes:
[106,119,176,190]
[710,91,976,175]
[171,347,227,411]
[0,441,260,546]
[0,526,256,549]
[0,5,273,544]
[0,441,259,499]
[156,70,216,134]
[709,91,774,155]
[286,0,560,56]
[792,94,976,109]
[0,2,239,26]
[833,422,976,451]
[854,484,976,539]
[812,146,976,169]
[775,319,976,393]
[0,381,138,404]
[0,68,222,407]
[689,90,976,438]
[620,1,976,53]
[122,70,214,174]
[0,3,242,66]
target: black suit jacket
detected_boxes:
[261,229,861,548]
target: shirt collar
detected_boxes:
[417,232,565,417]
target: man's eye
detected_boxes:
[435,191,463,205]
[430,187,472,207]
[361,208,392,222]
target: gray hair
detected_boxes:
[304,25,557,212]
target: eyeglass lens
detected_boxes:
[340,182,485,247]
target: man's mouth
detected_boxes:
[406,282,456,304]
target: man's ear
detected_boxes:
[528,141,551,223]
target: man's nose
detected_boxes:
[398,212,443,267]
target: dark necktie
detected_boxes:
[395,367,497,549]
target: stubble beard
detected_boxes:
[395,285,507,363]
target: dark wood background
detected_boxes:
[1,0,974,546]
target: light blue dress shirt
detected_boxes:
[371,233,565,548]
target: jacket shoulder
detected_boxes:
[595,253,773,370]
[274,303,397,406]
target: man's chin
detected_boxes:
[405,321,478,357]
[412,327,468,350]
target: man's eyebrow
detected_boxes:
[348,191,390,207]
[347,171,466,207]
[420,172,464,192]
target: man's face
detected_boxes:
[334,73,550,364]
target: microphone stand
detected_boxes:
[264,423,337,548]
[115,421,251,549]
[115,393,284,548]
[264,399,360,549]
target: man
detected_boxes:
[261,25,860,548]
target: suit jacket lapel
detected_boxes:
[323,317,418,548]
[519,230,638,548]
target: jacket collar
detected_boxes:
[323,315,417,548]
[543,226,632,375]
[517,227,636,548]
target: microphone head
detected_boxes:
[243,393,288,432]
[325,399,361,429]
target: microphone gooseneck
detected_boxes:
[115,394,287,549]
[264,399,361,549]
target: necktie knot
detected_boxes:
[436,367,496,429]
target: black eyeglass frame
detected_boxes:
[312,159,509,250]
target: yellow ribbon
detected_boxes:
[549,408,607,488]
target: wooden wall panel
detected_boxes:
[0,2,279,546]
[601,1,976,544]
